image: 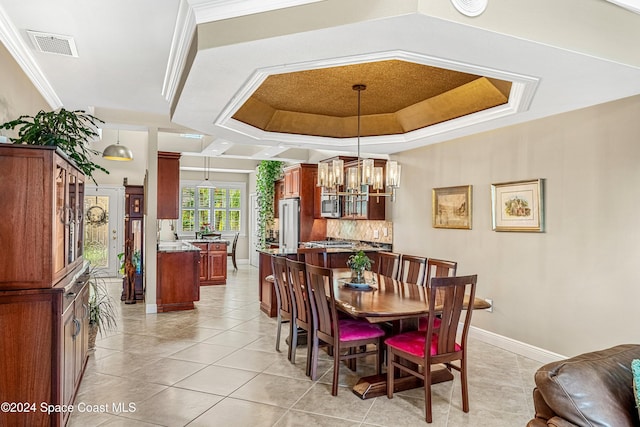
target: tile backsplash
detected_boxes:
[326,219,393,244]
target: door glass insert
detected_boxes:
[83,195,110,268]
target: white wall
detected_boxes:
[390,95,640,356]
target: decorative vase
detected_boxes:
[351,267,366,284]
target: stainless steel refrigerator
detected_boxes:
[279,198,300,250]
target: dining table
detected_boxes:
[330,268,491,399]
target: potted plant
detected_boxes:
[0,108,109,184]
[347,250,373,284]
[87,267,118,351]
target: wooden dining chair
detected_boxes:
[286,258,314,376]
[297,247,328,267]
[386,274,478,423]
[376,252,400,279]
[418,258,458,331]
[305,264,385,396]
[398,254,428,286]
[271,255,293,357]
[227,232,239,271]
[425,258,457,285]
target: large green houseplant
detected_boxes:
[0,108,109,184]
[256,160,283,249]
[87,267,118,351]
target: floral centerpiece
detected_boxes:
[347,250,373,284]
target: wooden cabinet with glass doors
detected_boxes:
[0,144,90,426]
[0,145,85,289]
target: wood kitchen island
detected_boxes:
[156,241,201,312]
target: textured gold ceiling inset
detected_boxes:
[232,60,512,138]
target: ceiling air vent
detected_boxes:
[450,0,488,17]
[26,30,78,57]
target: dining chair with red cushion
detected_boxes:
[305,264,385,396]
[271,255,293,357]
[286,258,314,376]
[418,258,458,331]
[386,274,477,423]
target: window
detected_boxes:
[179,182,244,236]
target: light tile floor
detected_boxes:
[69,264,541,427]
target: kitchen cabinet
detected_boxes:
[273,178,284,218]
[157,248,200,312]
[0,145,85,290]
[193,241,228,285]
[0,145,91,426]
[122,185,144,301]
[281,164,326,242]
[283,165,301,197]
[157,151,181,219]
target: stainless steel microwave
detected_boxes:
[320,195,340,218]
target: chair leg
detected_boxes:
[461,356,469,413]
[425,364,433,423]
[275,313,282,352]
[387,350,394,399]
[376,339,383,376]
[305,329,313,377]
[289,323,297,363]
[310,334,319,380]
[232,253,237,270]
[332,347,340,396]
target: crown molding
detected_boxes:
[163,0,325,105]
[162,0,197,103]
[0,4,62,109]
[188,0,325,24]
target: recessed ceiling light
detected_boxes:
[450,0,488,17]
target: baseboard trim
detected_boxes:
[469,325,566,364]
[145,303,158,314]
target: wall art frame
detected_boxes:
[491,178,544,232]
[432,185,472,229]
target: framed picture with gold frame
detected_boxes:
[491,179,544,232]
[432,185,472,229]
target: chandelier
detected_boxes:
[317,84,401,201]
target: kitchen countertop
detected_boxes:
[183,239,229,245]
[157,241,201,252]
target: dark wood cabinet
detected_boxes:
[273,178,284,218]
[281,164,326,242]
[122,185,144,301]
[193,242,228,285]
[157,250,200,312]
[157,151,181,219]
[0,144,90,426]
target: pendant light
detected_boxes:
[317,84,401,201]
[102,130,133,161]
[196,142,216,189]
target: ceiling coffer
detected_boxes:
[27,30,78,57]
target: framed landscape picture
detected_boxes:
[491,179,544,232]
[432,185,472,229]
